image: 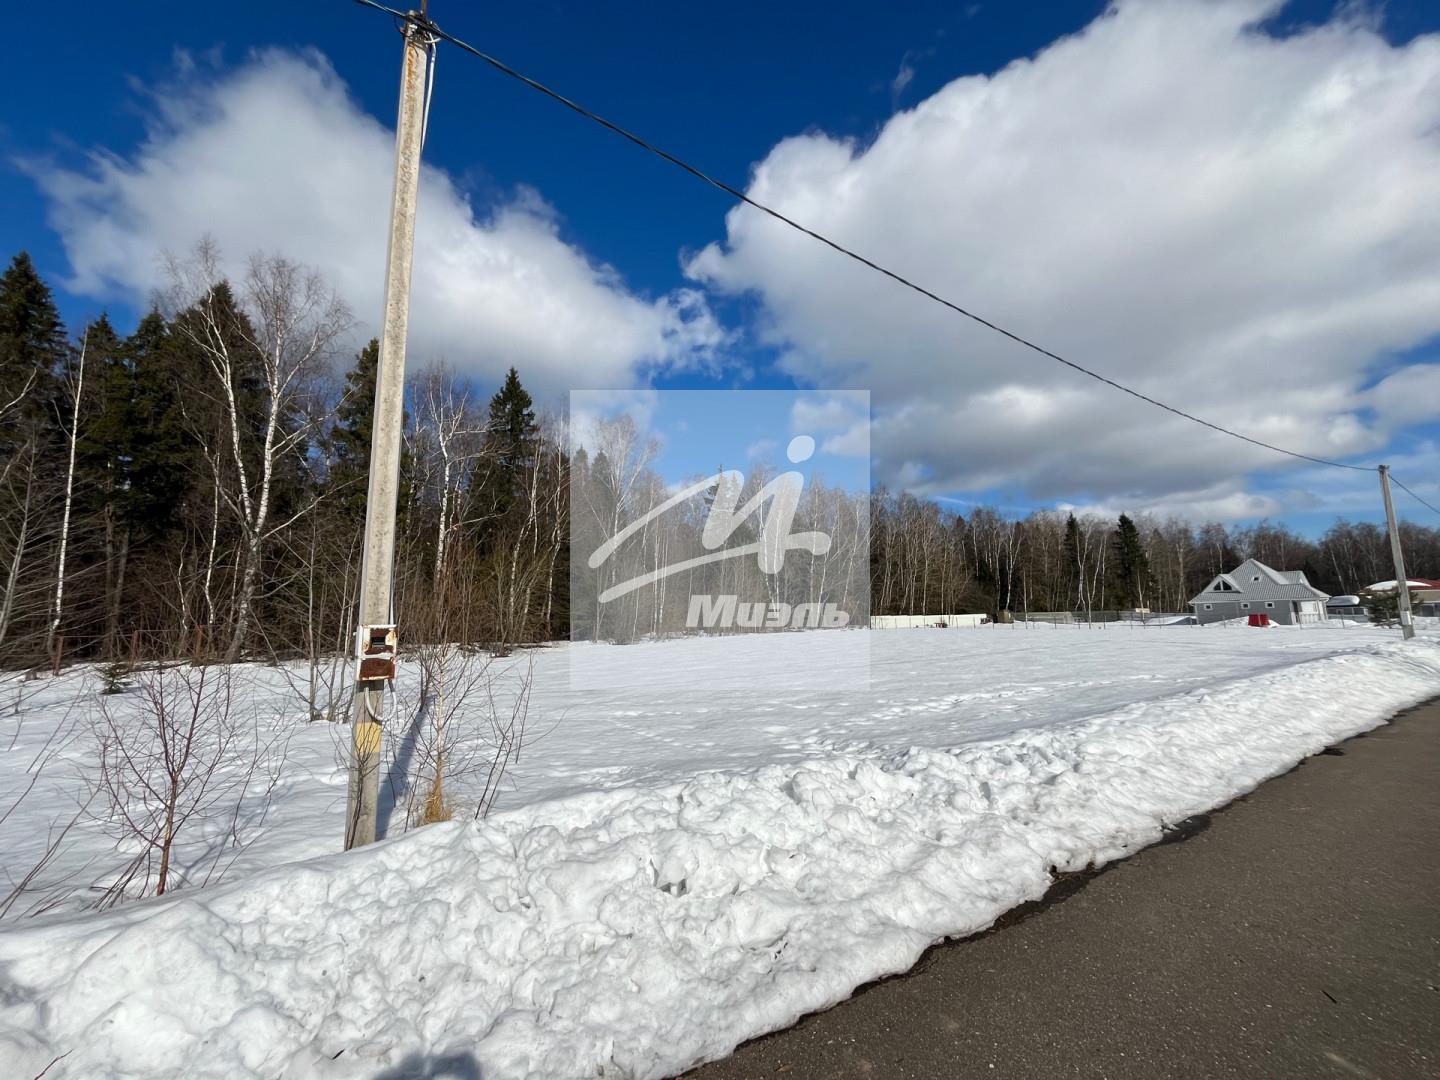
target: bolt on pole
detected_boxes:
[1377,465,1416,642]
[346,12,432,850]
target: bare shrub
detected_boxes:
[0,793,92,921]
[378,643,534,834]
[88,663,285,904]
[0,674,92,920]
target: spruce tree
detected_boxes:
[117,310,193,534]
[1062,513,1081,596]
[168,281,272,501]
[63,311,193,655]
[0,251,67,440]
[330,338,380,520]
[486,367,538,479]
[70,315,126,652]
[333,339,379,464]
[329,338,411,521]
[473,366,538,529]
[1112,513,1150,609]
[570,446,590,491]
[75,314,126,505]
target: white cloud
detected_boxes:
[1366,364,1440,428]
[1060,486,1285,523]
[1058,436,1440,524]
[30,50,725,398]
[1281,439,1440,519]
[688,0,1440,512]
[790,391,871,458]
[891,58,917,102]
[567,387,661,457]
[790,391,869,434]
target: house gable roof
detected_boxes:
[1189,558,1329,606]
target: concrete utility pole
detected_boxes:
[346,12,433,849]
[1378,465,1416,642]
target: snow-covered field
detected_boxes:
[2,624,1438,1079]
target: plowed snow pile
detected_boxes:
[1,629,1438,1079]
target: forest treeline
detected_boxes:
[0,244,567,669]
[869,494,1439,618]
[2,246,1436,668]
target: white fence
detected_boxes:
[870,613,991,629]
[1022,610,1193,625]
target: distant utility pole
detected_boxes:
[346,10,434,849]
[1378,465,1416,642]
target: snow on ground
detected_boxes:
[1,624,1438,1078]
[2,621,1424,912]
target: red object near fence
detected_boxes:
[1248,613,1271,627]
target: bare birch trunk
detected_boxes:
[0,441,37,650]
[46,334,86,660]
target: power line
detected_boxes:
[351,0,1380,474]
[1390,474,1440,518]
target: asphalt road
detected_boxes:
[685,698,1440,1080]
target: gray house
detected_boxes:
[1188,558,1329,626]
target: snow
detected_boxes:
[1,625,1438,1079]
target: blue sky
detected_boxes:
[3,0,1438,535]
[8,0,1126,325]
[571,389,871,494]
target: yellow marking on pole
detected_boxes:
[355,721,382,756]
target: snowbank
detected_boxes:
[1,639,1438,1079]
[2,622,1419,915]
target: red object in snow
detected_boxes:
[1248,613,1271,627]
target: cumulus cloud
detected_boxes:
[689,0,1440,515]
[30,50,725,396]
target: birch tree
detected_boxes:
[44,331,85,660]
[165,241,351,661]
[412,362,485,586]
